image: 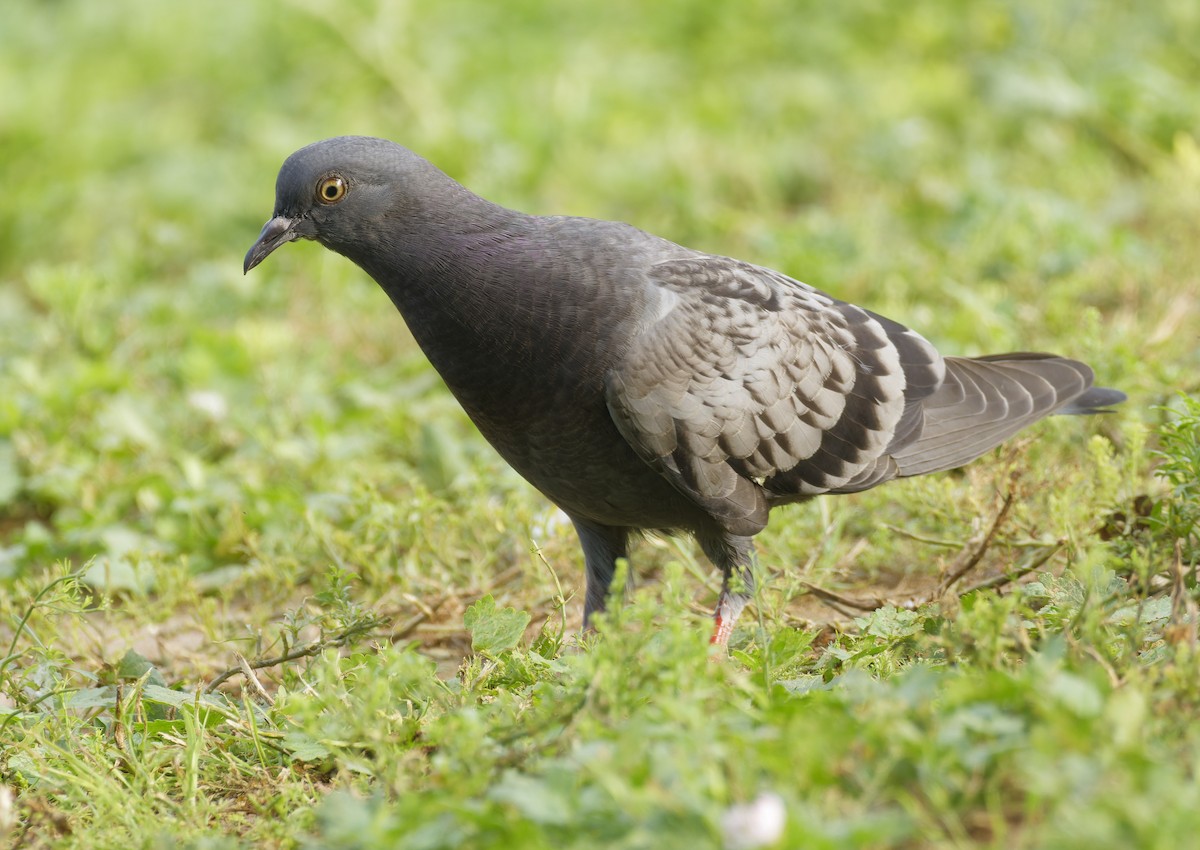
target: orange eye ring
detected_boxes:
[316,175,347,204]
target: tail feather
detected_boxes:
[889,354,1122,478]
[1058,385,1128,414]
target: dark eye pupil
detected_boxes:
[325,184,338,197]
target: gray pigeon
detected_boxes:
[245,136,1124,645]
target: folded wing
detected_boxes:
[605,256,943,535]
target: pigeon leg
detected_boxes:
[698,532,757,646]
[570,517,630,630]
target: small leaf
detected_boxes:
[139,685,192,708]
[142,685,236,722]
[117,649,167,688]
[283,731,333,762]
[464,595,531,655]
[67,686,117,710]
[856,605,923,639]
[141,718,188,738]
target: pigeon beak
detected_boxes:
[243,215,300,274]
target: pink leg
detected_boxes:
[699,532,757,648]
[709,590,749,646]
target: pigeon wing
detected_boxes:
[605,256,944,536]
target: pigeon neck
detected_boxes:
[351,210,604,395]
[355,203,535,320]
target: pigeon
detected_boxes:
[245,136,1125,646]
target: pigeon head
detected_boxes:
[244,136,470,274]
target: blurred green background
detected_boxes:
[2,1,1200,846]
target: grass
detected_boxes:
[2,0,1200,847]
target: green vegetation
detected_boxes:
[2,0,1199,847]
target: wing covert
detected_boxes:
[605,256,944,534]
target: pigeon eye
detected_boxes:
[316,175,347,204]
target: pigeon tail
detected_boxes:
[1056,385,1127,414]
[888,353,1117,478]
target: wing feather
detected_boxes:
[605,256,942,534]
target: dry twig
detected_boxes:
[935,492,1015,596]
[237,653,274,705]
[800,490,1053,616]
[204,615,387,694]
[1165,539,1198,649]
